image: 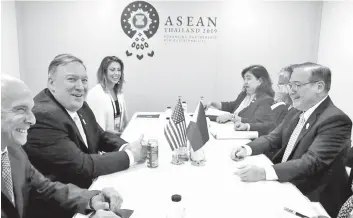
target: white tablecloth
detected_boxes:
[75,112,321,218]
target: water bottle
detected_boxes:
[166,194,186,218]
[165,106,172,119]
[182,101,187,114]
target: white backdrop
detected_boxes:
[10,0,324,117]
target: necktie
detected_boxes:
[73,114,88,147]
[1,150,15,204]
[282,113,306,162]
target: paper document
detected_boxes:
[209,121,258,139]
[136,114,160,118]
[205,108,229,116]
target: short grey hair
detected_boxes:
[48,54,86,80]
[296,62,331,92]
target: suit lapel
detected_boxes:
[66,113,89,152]
[293,113,317,149]
[8,146,26,218]
[288,97,332,159]
[44,89,89,152]
[77,111,93,151]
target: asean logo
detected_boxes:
[121,1,159,60]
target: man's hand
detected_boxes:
[90,209,121,218]
[125,134,147,163]
[216,113,232,123]
[234,122,249,131]
[90,187,123,214]
[234,165,266,182]
[230,146,248,161]
[231,114,241,123]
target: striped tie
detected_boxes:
[282,113,306,162]
[1,150,15,204]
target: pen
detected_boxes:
[284,207,309,218]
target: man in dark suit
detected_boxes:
[1,75,123,218]
[230,63,352,218]
[22,54,146,218]
[24,54,146,189]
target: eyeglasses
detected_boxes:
[286,81,320,91]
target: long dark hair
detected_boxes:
[97,56,125,94]
[241,65,275,98]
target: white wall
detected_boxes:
[317,2,353,124]
[15,1,322,118]
[1,1,20,78]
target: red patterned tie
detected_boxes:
[1,150,15,204]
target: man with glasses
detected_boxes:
[230,62,352,218]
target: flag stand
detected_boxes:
[171,150,185,165]
[189,141,206,167]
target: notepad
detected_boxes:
[136,114,160,118]
[209,122,258,139]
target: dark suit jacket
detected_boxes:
[23,88,130,189]
[1,145,99,218]
[221,91,274,136]
[247,96,352,218]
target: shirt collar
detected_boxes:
[302,95,328,122]
[66,109,78,120]
[1,147,8,155]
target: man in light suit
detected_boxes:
[1,75,122,218]
[230,63,352,218]
[22,54,146,218]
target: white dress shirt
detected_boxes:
[243,95,328,180]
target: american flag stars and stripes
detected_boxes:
[164,100,187,151]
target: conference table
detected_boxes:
[75,112,326,218]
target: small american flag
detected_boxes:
[164,100,187,151]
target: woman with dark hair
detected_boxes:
[87,56,128,133]
[206,65,275,135]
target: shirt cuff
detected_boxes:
[264,165,279,180]
[246,123,251,131]
[125,149,135,167]
[119,143,129,151]
[242,145,252,156]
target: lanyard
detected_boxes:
[109,94,119,118]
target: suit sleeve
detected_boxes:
[221,91,246,113]
[247,103,288,136]
[248,120,284,155]
[242,98,273,124]
[24,113,130,181]
[273,114,352,182]
[29,164,99,215]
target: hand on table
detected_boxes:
[230,146,248,161]
[90,187,123,214]
[216,113,232,123]
[234,165,266,182]
[231,114,241,123]
[234,121,249,131]
[125,134,147,163]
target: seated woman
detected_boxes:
[206,65,274,136]
[87,56,128,134]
